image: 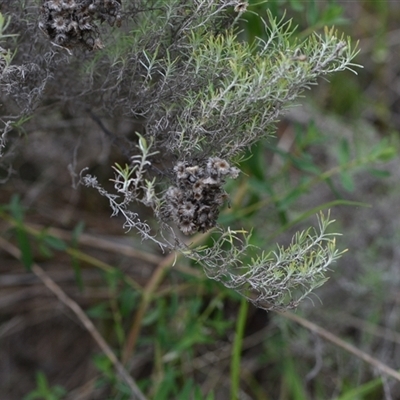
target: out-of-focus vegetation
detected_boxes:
[1,1,400,399]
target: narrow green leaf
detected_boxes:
[43,235,67,251]
[307,0,318,26]
[367,168,391,178]
[71,221,85,245]
[338,138,351,165]
[119,286,139,317]
[320,5,348,26]
[292,155,321,174]
[17,229,33,271]
[153,368,176,400]
[71,221,85,291]
[289,0,304,12]
[278,183,309,211]
[230,297,249,400]
[339,170,355,192]
[282,357,308,400]
[36,371,49,391]
[39,242,53,258]
[9,195,33,271]
[376,145,397,162]
[9,194,23,220]
[205,391,215,400]
[87,303,111,319]
[177,379,194,400]
[93,354,113,376]
[333,376,383,400]
[71,256,83,292]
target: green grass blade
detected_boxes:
[230,296,249,400]
[9,195,33,271]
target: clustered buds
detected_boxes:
[39,0,122,51]
[162,157,240,235]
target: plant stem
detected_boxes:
[230,296,249,400]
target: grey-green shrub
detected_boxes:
[0,0,359,310]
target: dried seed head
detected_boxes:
[61,0,76,10]
[192,179,204,194]
[78,16,92,30]
[46,0,62,11]
[202,177,219,186]
[187,174,198,184]
[108,7,117,16]
[92,38,104,50]
[174,161,186,172]
[108,15,116,26]
[215,192,229,205]
[216,159,230,171]
[185,166,200,175]
[234,2,248,13]
[174,161,188,180]
[52,16,67,31]
[85,36,95,48]
[165,186,182,204]
[178,201,196,218]
[193,191,203,201]
[163,157,240,235]
[55,33,67,45]
[228,167,240,179]
[40,0,122,50]
[161,157,239,235]
[180,220,197,236]
[66,20,79,33]
[208,157,230,175]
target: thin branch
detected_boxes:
[28,222,162,265]
[122,249,181,364]
[122,231,210,364]
[280,310,400,383]
[0,237,148,400]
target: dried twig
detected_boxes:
[281,310,400,382]
[0,237,148,400]
[122,231,210,364]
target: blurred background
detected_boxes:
[1,0,400,399]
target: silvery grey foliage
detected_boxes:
[0,0,358,310]
[184,213,343,310]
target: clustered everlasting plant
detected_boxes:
[1,0,359,310]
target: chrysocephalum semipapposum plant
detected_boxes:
[0,0,360,310]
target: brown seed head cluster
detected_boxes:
[39,0,122,51]
[162,157,240,235]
